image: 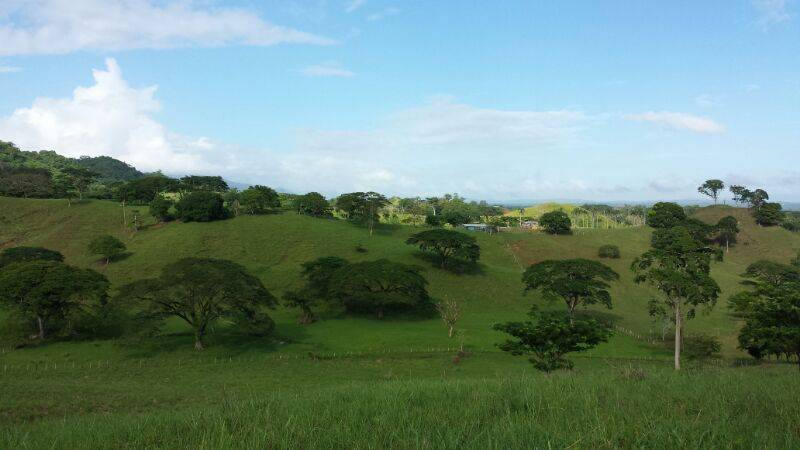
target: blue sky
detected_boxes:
[0,0,798,202]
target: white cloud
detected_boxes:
[0,0,333,56]
[694,94,717,108]
[367,7,400,21]
[752,0,792,27]
[300,61,355,78]
[625,111,725,133]
[345,0,366,13]
[0,65,21,73]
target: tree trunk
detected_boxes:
[194,331,205,350]
[674,301,682,371]
[299,307,315,325]
[376,307,384,319]
[448,325,454,338]
[36,316,45,340]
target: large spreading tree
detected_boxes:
[406,229,480,269]
[328,259,430,318]
[118,258,277,349]
[0,246,64,267]
[335,192,388,235]
[88,235,127,265]
[239,185,280,214]
[522,259,619,322]
[283,256,349,324]
[631,226,721,370]
[698,179,725,204]
[0,260,108,340]
[539,211,572,235]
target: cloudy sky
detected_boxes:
[0,0,798,202]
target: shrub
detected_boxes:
[88,235,126,265]
[539,211,572,235]
[598,245,620,259]
[753,202,784,227]
[175,191,228,222]
[425,214,442,227]
[149,195,173,222]
[684,333,721,360]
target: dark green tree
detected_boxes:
[0,247,64,268]
[522,259,619,321]
[115,174,179,204]
[749,189,769,210]
[328,259,430,318]
[729,185,752,206]
[118,258,276,349]
[494,310,610,372]
[698,179,725,204]
[406,229,480,269]
[239,185,280,214]
[335,192,388,235]
[179,175,228,193]
[283,256,349,324]
[0,260,108,340]
[88,235,126,265]
[646,202,686,228]
[59,166,98,200]
[631,226,721,370]
[716,215,739,252]
[539,211,572,235]
[753,202,784,226]
[149,195,174,222]
[295,192,331,217]
[175,191,228,222]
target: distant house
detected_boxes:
[521,220,539,230]
[461,223,498,234]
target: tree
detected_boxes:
[0,247,64,268]
[436,299,461,338]
[179,175,228,193]
[494,310,610,372]
[406,229,480,269]
[175,191,228,222]
[0,167,54,198]
[335,192,388,235]
[749,189,769,210]
[88,235,126,265]
[149,195,173,222]
[631,226,721,370]
[425,214,442,227]
[646,202,686,228]
[522,259,619,322]
[442,210,470,227]
[118,258,276,349]
[0,260,108,340]
[283,256,349,324]
[59,166,98,200]
[598,245,621,259]
[716,216,739,252]
[698,179,725,204]
[730,261,800,368]
[295,192,331,217]
[729,185,752,206]
[539,211,572,235]
[328,259,430,318]
[753,202,784,226]
[115,174,179,204]
[239,185,280,214]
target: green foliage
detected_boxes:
[715,215,739,250]
[118,258,277,349]
[239,185,280,214]
[730,261,800,365]
[283,256,349,324]
[0,166,54,198]
[148,195,173,222]
[406,229,480,269]
[74,155,143,182]
[295,192,331,217]
[328,259,430,318]
[522,259,619,317]
[646,202,686,228]
[494,310,611,371]
[0,246,64,268]
[698,179,724,203]
[753,202,784,227]
[442,210,470,227]
[729,185,752,206]
[683,333,722,360]
[175,191,228,222]
[179,175,228,192]
[88,235,126,264]
[0,260,108,339]
[539,210,572,235]
[335,192,388,234]
[115,174,179,204]
[425,214,442,226]
[598,244,621,259]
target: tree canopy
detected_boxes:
[118,258,277,349]
[295,192,331,217]
[328,259,430,318]
[646,202,686,228]
[88,235,127,265]
[175,191,228,222]
[406,229,480,269]
[522,259,619,319]
[753,202,784,226]
[239,185,280,214]
[539,211,572,235]
[0,246,64,268]
[179,175,229,193]
[698,179,724,204]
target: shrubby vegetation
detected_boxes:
[539,210,571,234]
[406,229,480,269]
[87,235,126,265]
[597,244,620,259]
[175,191,228,222]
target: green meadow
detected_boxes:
[1,196,800,448]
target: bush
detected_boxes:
[753,202,784,227]
[149,195,173,222]
[175,191,228,222]
[425,214,442,227]
[539,211,572,235]
[598,245,620,259]
[684,333,721,360]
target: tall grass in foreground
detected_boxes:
[3,365,798,449]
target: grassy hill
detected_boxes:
[2,197,800,448]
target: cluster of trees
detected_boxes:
[406,229,480,269]
[698,179,786,227]
[729,260,800,368]
[646,202,740,253]
[635,202,723,370]
[284,257,431,322]
[494,258,618,371]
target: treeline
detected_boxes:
[698,179,790,229]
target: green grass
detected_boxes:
[1,197,799,447]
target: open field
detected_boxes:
[1,197,800,447]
